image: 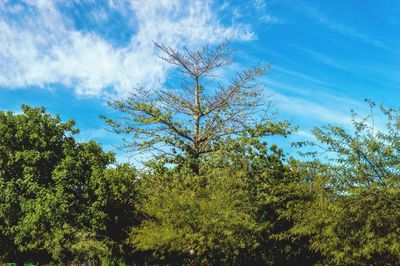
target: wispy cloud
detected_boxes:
[222,0,283,26]
[295,129,316,140]
[253,0,283,24]
[302,5,396,53]
[272,93,354,127]
[0,0,255,97]
[271,65,333,87]
[287,44,400,89]
[270,88,387,136]
[259,14,282,24]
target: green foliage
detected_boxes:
[132,166,259,265]
[0,106,138,264]
[290,102,400,265]
[131,129,319,265]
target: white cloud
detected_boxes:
[0,0,255,97]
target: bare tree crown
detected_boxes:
[103,41,280,172]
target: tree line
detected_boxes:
[1,42,399,265]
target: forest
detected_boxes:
[1,42,399,265]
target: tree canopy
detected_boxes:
[102,41,292,174]
[0,105,138,264]
[289,102,400,265]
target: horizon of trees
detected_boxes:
[1,42,399,265]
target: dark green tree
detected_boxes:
[0,105,138,264]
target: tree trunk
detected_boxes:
[192,76,201,175]
[190,153,200,175]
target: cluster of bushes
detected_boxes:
[1,43,399,265]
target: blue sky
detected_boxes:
[1,0,399,162]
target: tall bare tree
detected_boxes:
[103,41,289,174]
